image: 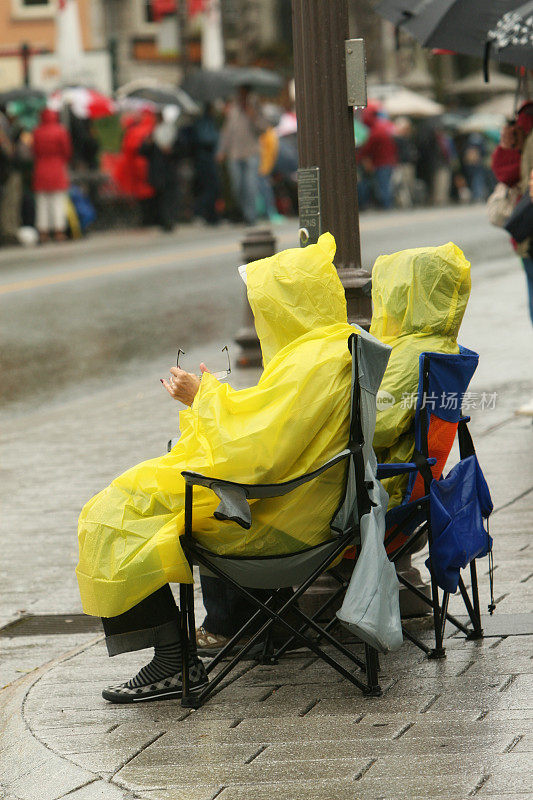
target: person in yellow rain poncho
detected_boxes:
[370,242,471,512]
[77,232,359,703]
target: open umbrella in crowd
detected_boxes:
[182,67,283,104]
[48,87,116,119]
[116,80,200,118]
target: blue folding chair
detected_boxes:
[377,346,494,658]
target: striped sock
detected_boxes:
[127,642,184,688]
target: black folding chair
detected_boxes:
[177,332,387,708]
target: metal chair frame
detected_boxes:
[377,353,486,659]
[178,460,382,709]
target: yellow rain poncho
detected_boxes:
[77,233,356,618]
[371,242,471,509]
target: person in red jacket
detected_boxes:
[491,102,533,188]
[113,110,156,225]
[491,102,533,416]
[32,109,72,242]
[357,103,398,210]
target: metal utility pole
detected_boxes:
[20,42,31,87]
[177,0,190,76]
[291,0,372,327]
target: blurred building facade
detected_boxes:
[0,0,490,102]
[0,0,104,90]
[96,0,293,88]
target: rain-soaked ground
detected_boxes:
[0,208,519,417]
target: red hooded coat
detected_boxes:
[357,104,398,169]
[113,112,156,199]
[32,109,72,192]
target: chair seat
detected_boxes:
[184,537,350,590]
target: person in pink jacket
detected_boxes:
[32,109,72,242]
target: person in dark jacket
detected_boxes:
[32,109,72,242]
[191,103,220,225]
[139,109,181,232]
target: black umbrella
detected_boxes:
[182,67,283,104]
[487,1,533,69]
[393,0,522,59]
[116,82,200,116]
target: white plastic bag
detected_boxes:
[337,468,403,653]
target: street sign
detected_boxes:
[298,166,321,246]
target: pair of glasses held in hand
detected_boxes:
[176,345,231,381]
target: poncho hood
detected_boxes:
[246,232,348,365]
[370,242,471,342]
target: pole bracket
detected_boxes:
[345,39,367,108]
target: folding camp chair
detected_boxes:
[377,346,493,658]
[176,330,391,708]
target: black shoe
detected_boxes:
[102,661,208,704]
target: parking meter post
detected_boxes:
[291,0,372,328]
[234,226,277,368]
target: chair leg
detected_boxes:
[180,582,204,709]
[364,644,382,696]
[428,573,446,659]
[465,561,484,639]
[179,583,192,706]
[439,591,450,643]
[186,582,198,659]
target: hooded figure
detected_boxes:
[370,242,471,510]
[77,233,357,622]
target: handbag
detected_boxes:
[425,452,493,594]
[486,182,520,228]
[504,193,533,242]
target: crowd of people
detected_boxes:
[0,86,521,246]
[110,86,297,232]
[0,102,99,246]
[356,101,496,211]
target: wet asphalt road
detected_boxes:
[0,207,518,414]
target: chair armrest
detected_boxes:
[181,448,353,529]
[377,457,436,480]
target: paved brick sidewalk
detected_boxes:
[1,256,532,799]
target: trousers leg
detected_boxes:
[200,574,297,639]
[200,574,271,637]
[227,159,244,220]
[101,584,180,656]
[522,256,533,326]
[241,156,259,224]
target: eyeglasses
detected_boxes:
[176,345,231,381]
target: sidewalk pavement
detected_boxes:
[1,250,533,799]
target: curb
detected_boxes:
[0,635,138,800]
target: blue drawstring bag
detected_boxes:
[425,453,493,594]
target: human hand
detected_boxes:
[215,151,225,163]
[529,168,533,200]
[161,364,210,405]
